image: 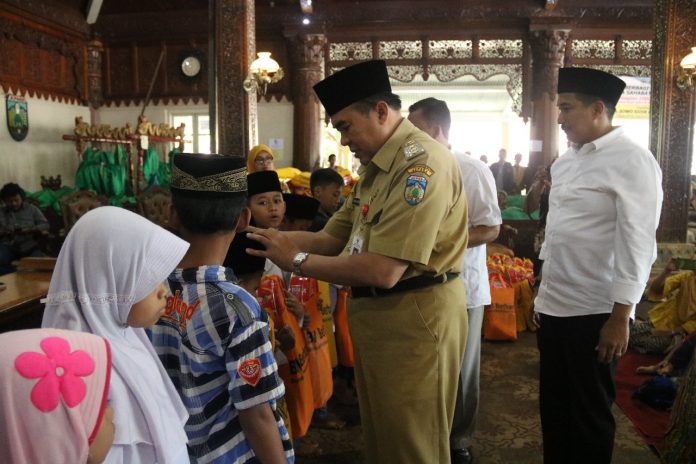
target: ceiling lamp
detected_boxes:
[677,47,696,91]
[243,52,284,96]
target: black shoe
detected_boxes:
[451,447,473,464]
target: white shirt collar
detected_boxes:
[575,126,624,155]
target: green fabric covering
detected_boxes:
[101,145,128,197]
[501,206,534,220]
[142,147,161,187]
[109,194,136,207]
[26,186,76,214]
[156,148,179,188]
[75,146,106,193]
[75,145,131,204]
[506,194,525,209]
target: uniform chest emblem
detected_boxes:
[238,358,262,387]
[405,175,428,206]
[407,164,434,176]
[403,139,426,159]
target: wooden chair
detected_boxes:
[137,186,172,229]
[59,190,109,232]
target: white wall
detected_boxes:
[258,98,294,168]
[0,91,90,192]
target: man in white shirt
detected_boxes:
[534,67,663,464]
[408,97,502,464]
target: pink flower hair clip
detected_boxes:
[14,336,96,412]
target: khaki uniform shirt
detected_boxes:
[323,118,468,279]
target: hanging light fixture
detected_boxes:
[677,47,696,91]
[243,52,284,96]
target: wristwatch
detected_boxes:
[292,252,310,276]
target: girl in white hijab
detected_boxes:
[42,206,190,464]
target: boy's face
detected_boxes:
[249,191,285,229]
[313,183,342,214]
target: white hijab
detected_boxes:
[42,206,190,463]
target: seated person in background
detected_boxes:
[629,257,696,355]
[282,194,320,232]
[309,168,344,232]
[498,189,530,221]
[636,332,696,377]
[0,182,49,275]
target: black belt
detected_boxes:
[351,272,460,299]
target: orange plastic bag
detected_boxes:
[259,275,314,438]
[288,275,333,408]
[334,287,354,367]
[317,280,338,368]
[483,279,518,341]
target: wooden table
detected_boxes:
[0,271,52,332]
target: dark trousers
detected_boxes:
[537,313,617,464]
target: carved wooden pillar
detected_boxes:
[288,34,326,171]
[87,37,104,109]
[527,28,569,170]
[214,0,257,157]
[650,0,696,242]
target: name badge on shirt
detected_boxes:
[350,233,364,255]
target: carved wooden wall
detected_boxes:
[650,0,696,242]
[0,5,88,104]
[101,39,209,107]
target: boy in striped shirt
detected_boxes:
[149,153,294,464]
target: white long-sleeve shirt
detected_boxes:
[535,127,663,318]
[455,151,502,308]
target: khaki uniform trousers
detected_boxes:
[349,278,468,464]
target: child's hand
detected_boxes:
[284,290,305,320]
[276,325,295,351]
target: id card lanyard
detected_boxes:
[350,190,377,255]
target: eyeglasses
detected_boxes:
[254,156,274,165]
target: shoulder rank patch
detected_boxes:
[406,164,434,176]
[238,358,262,386]
[404,174,428,206]
[403,139,426,159]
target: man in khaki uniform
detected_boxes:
[247,59,469,463]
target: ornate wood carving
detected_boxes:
[1,0,89,37]
[651,0,696,242]
[257,0,652,33]
[289,33,326,171]
[528,28,569,168]
[215,0,256,156]
[94,10,208,42]
[87,38,104,108]
[528,29,569,100]
[0,14,86,103]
